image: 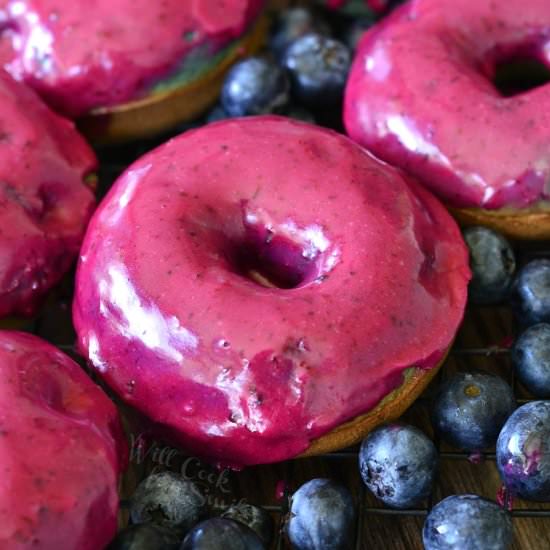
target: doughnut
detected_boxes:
[344,0,550,239]
[0,70,95,319]
[0,331,126,549]
[74,116,469,467]
[0,0,266,143]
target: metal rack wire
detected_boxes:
[25,146,550,550]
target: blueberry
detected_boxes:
[220,504,273,546]
[512,259,550,326]
[463,227,515,304]
[107,523,181,550]
[287,478,355,550]
[423,495,513,550]
[270,8,331,60]
[512,324,550,397]
[130,471,206,534]
[359,424,438,508]
[180,518,264,550]
[496,401,550,501]
[431,372,516,452]
[220,57,290,117]
[282,34,351,107]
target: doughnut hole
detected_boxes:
[19,359,66,414]
[1,180,66,226]
[227,201,336,289]
[232,228,324,290]
[18,354,95,418]
[0,19,19,35]
[485,41,550,97]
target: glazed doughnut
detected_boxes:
[74,116,469,467]
[0,70,95,319]
[0,331,126,549]
[344,0,550,239]
[0,0,266,143]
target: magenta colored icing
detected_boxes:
[0,331,126,549]
[0,0,264,117]
[0,70,95,318]
[73,116,469,467]
[344,0,550,209]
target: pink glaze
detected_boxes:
[0,0,264,117]
[73,116,469,467]
[0,70,95,318]
[0,331,126,549]
[344,0,550,209]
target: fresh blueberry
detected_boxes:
[431,372,516,452]
[512,259,550,326]
[496,400,550,501]
[130,471,206,534]
[340,16,376,52]
[359,424,438,508]
[270,8,331,60]
[287,478,355,550]
[463,227,515,304]
[220,57,290,117]
[180,518,264,550]
[282,33,351,107]
[220,504,273,547]
[423,495,513,550]
[512,324,550,397]
[107,523,181,550]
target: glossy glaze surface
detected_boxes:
[74,116,469,466]
[0,331,126,549]
[0,0,264,117]
[345,0,550,209]
[0,70,95,318]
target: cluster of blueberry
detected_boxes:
[206,7,365,128]
[109,471,273,549]
[419,225,550,549]
[110,353,548,549]
[467,225,550,400]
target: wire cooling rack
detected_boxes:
[24,145,550,550]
